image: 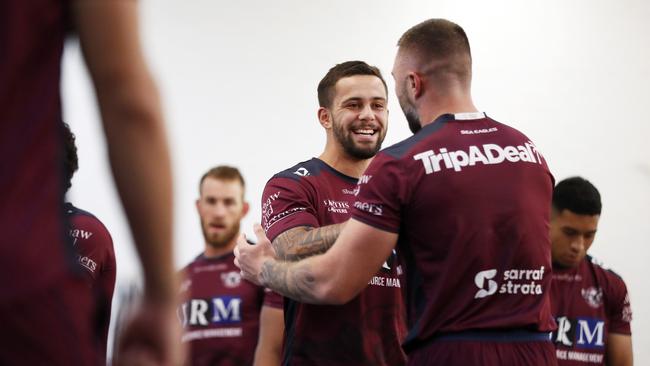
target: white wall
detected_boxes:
[62,0,650,361]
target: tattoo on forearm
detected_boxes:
[272,224,343,261]
[260,260,320,303]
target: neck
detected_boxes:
[418,88,478,128]
[203,236,238,258]
[319,144,372,179]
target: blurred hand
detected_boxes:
[234,223,277,286]
[113,293,184,366]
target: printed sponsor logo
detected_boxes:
[68,229,94,246]
[194,263,228,273]
[460,127,498,135]
[358,175,372,185]
[221,271,241,288]
[77,255,97,273]
[294,167,310,177]
[553,316,605,349]
[413,141,543,174]
[353,201,383,216]
[262,192,281,224]
[182,327,243,342]
[555,349,604,363]
[474,266,545,299]
[474,269,498,298]
[323,199,349,214]
[581,287,603,308]
[368,275,402,288]
[552,273,583,282]
[262,191,308,230]
[342,187,360,195]
[178,296,242,328]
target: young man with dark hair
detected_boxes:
[178,166,283,366]
[255,60,407,365]
[0,1,180,364]
[236,19,556,365]
[550,177,633,366]
[62,122,117,361]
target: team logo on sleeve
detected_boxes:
[622,293,633,322]
[221,271,241,288]
[581,287,603,308]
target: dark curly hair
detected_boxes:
[62,122,78,192]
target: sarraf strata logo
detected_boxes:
[474,266,546,299]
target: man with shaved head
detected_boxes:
[236,19,557,365]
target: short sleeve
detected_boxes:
[261,177,319,241]
[607,274,632,335]
[70,214,115,284]
[262,288,284,309]
[351,153,404,233]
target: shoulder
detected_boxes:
[66,203,112,241]
[268,158,323,183]
[586,255,629,290]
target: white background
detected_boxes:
[62,0,649,361]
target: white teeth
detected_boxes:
[354,129,375,135]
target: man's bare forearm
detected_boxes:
[272,223,345,261]
[260,259,322,304]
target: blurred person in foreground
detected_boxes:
[0,1,181,364]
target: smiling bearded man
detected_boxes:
[255,61,407,366]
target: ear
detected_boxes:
[195,198,201,213]
[318,107,332,129]
[408,72,423,98]
[241,201,250,217]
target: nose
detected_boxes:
[569,236,585,253]
[358,103,375,121]
[212,202,227,218]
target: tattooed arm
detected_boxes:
[272,223,345,261]
[236,220,397,304]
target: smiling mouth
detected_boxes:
[353,128,377,136]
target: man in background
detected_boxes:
[0,1,180,364]
[178,166,283,366]
[550,177,633,366]
[63,122,116,361]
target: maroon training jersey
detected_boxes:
[262,158,407,366]
[65,202,116,358]
[351,113,556,355]
[551,256,632,365]
[178,252,283,366]
[0,0,74,302]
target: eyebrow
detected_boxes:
[340,96,387,104]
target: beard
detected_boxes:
[397,80,422,134]
[201,220,241,249]
[332,118,384,160]
[404,109,422,134]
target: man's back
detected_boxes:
[352,113,556,353]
